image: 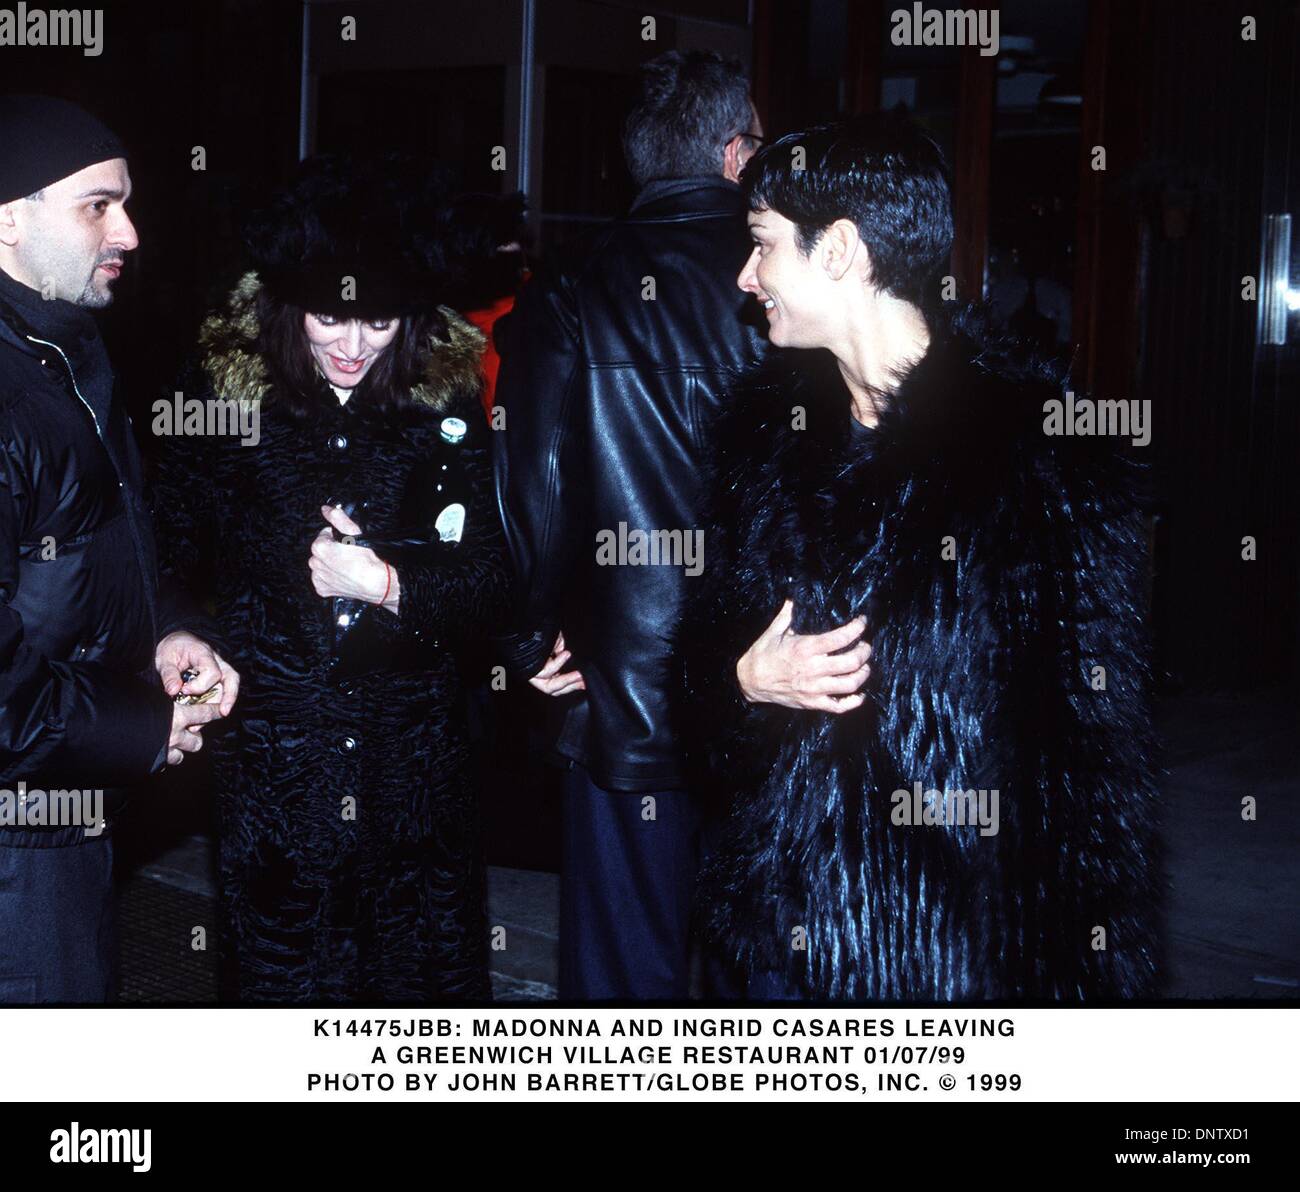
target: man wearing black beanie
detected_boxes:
[0,96,239,1002]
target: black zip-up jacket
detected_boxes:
[0,268,184,845]
[493,177,767,792]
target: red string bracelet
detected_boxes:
[378,562,392,606]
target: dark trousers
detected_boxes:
[0,838,115,1003]
[559,764,697,1000]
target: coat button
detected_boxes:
[336,735,358,755]
[328,433,348,450]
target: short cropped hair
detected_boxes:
[742,112,954,307]
[622,50,753,188]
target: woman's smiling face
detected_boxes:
[303,312,401,388]
[737,206,831,349]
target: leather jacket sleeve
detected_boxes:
[492,270,587,679]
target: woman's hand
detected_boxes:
[529,630,586,697]
[736,599,871,713]
[309,504,401,613]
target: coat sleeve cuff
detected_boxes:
[491,627,556,680]
[56,665,175,787]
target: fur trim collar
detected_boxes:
[709,303,1139,520]
[197,271,484,411]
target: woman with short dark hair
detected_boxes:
[151,156,508,1002]
[678,115,1161,1002]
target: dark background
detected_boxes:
[3,0,1297,890]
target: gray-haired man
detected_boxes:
[494,52,768,998]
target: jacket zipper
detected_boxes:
[25,335,105,440]
[24,333,160,646]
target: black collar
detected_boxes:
[629,176,744,217]
[0,266,100,360]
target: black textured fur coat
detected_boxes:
[678,306,1162,1002]
[151,275,508,1003]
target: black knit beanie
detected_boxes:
[0,95,127,205]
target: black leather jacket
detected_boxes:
[494,177,767,791]
[0,269,185,844]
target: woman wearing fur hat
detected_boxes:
[677,115,1161,1002]
[150,156,508,1002]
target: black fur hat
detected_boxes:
[242,153,462,319]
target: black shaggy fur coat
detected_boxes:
[151,274,508,1003]
[678,306,1162,1002]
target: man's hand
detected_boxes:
[167,698,223,767]
[529,630,586,697]
[155,629,241,718]
[736,599,871,713]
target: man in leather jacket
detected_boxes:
[0,97,237,1002]
[494,52,768,998]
